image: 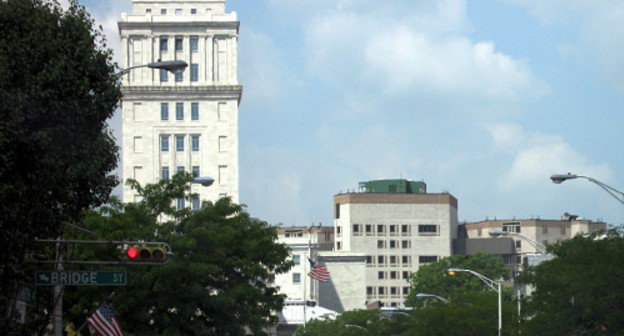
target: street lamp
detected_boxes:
[447,268,503,336]
[116,60,188,77]
[550,173,624,206]
[345,324,368,332]
[489,231,548,254]
[415,293,449,303]
[191,176,215,187]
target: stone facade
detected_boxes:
[119,0,240,204]
[334,190,458,308]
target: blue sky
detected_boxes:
[77,0,623,227]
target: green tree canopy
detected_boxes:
[61,174,293,336]
[0,0,120,327]
[405,253,509,307]
[521,229,624,335]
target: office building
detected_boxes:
[119,0,241,205]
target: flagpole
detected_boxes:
[76,292,116,335]
[303,250,307,328]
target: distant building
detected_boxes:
[458,214,607,272]
[334,179,458,308]
[273,226,366,335]
[118,0,241,205]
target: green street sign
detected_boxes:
[35,271,126,286]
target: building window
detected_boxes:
[190,36,199,51]
[515,240,522,249]
[191,135,200,151]
[353,224,360,233]
[403,287,410,295]
[176,135,184,151]
[191,102,199,120]
[389,256,397,265]
[365,224,372,234]
[401,240,410,249]
[335,204,340,219]
[175,37,183,51]
[336,241,341,250]
[336,226,341,235]
[390,271,397,279]
[402,271,410,279]
[389,225,397,234]
[175,8,182,15]
[419,256,438,264]
[378,287,385,295]
[159,69,168,82]
[293,255,300,265]
[377,225,385,235]
[175,70,183,82]
[418,224,438,235]
[377,240,385,249]
[389,240,397,248]
[390,287,398,295]
[161,166,169,180]
[191,8,197,14]
[175,102,183,120]
[191,196,200,210]
[377,255,385,265]
[146,8,152,14]
[176,197,185,210]
[402,255,410,265]
[176,166,184,173]
[366,256,372,264]
[367,286,373,295]
[190,64,199,82]
[218,136,227,152]
[192,166,200,177]
[401,224,410,235]
[160,103,169,120]
[160,37,168,51]
[160,135,169,152]
[378,271,385,279]
[293,273,301,284]
[160,8,166,15]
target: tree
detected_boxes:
[521,230,624,335]
[62,174,293,336]
[405,253,509,306]
[0,0,120,327]
[294,309,390,336]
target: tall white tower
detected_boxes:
[119,0,241,206]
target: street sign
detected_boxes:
[35,271,127,286]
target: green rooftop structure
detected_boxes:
[358,179,426,194]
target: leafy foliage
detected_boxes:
[62,174,293,336]
[521,229,624,335]
[0,0,120,331]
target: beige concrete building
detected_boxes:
[334,179,458,308]
[119,0,241,205]
[461,214,606,270]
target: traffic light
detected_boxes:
[448,270,456,276]
[124,246,168,263]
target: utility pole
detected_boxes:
[53,237,63,336]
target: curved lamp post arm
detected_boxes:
[415,293,450,303]
[551,173,624,206]
[116,60,188,78]
[490,231,548,254]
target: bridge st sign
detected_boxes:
[35,271,126,286]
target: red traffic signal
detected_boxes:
[124,246,168,262]
[126,247,139,259]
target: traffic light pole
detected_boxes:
[35,239,173,266]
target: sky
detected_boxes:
[74,0,623,227]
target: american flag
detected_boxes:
[307,258,331,282]
[87,301,124,336]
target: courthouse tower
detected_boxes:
[119,0,241,206]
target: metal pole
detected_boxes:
[498,280,502,336]
[53,237,63,336]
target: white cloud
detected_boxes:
[298,0,546,104]
[486,123,612,188]
[508,0,624,91]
